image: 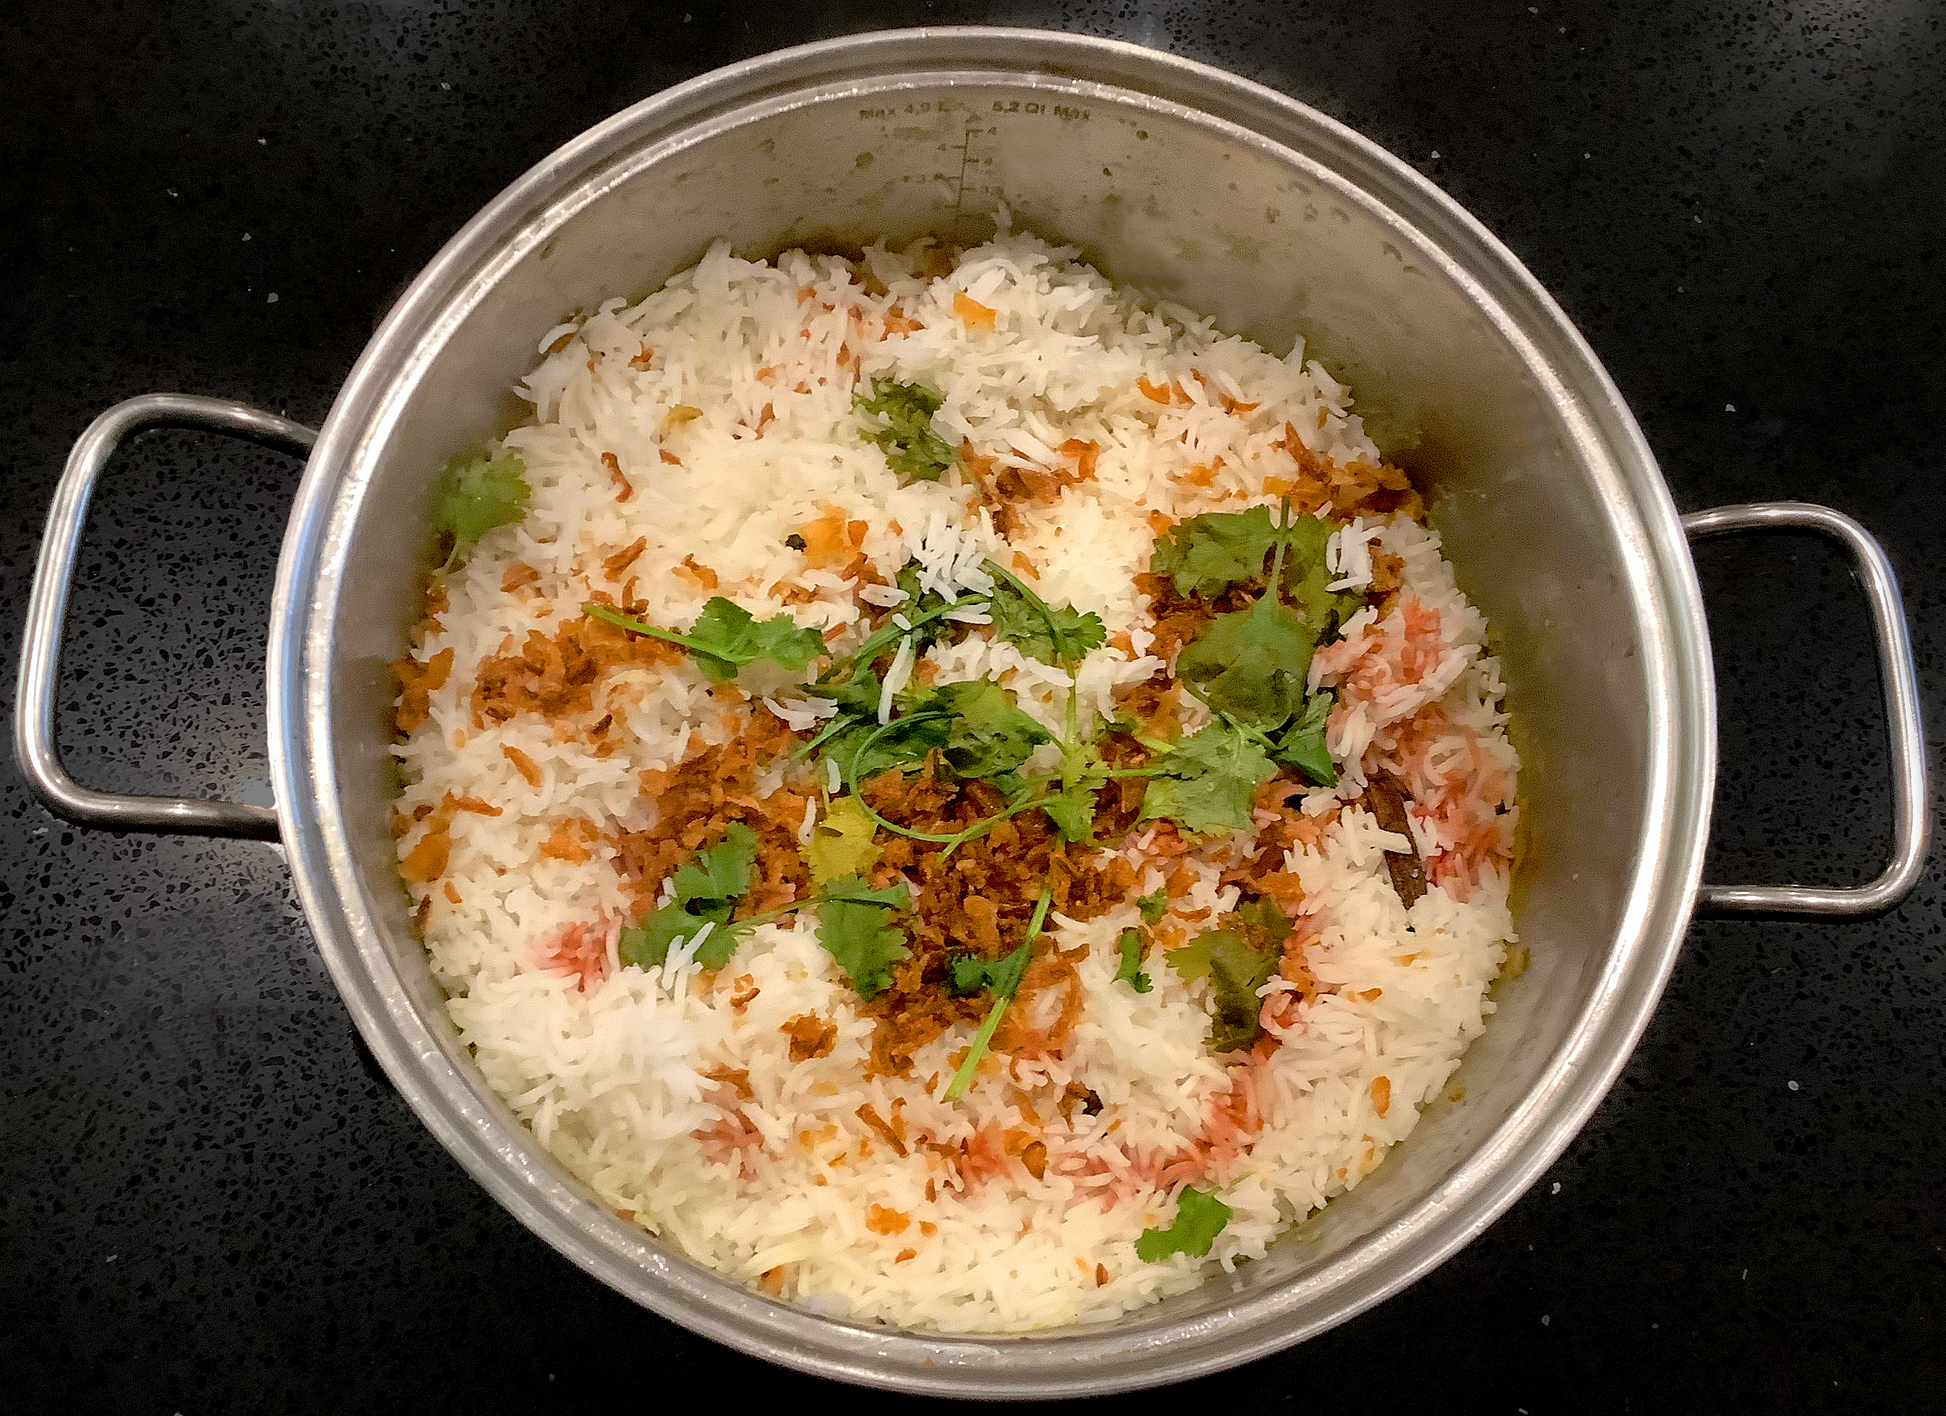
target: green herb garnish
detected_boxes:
[813,588,989,698]
[790,553,1124,863]
[814,678,1049,794]
[804,669,885,719]
[1283,544,1363,639]
[804,795,880,887]
[1167,899,1292,1053]
[1141,498,1356,809]
[619,822,759,971]
[1023,721,1109,845]
[1158,499,1357,734]
[795,556,1110,853]
[585,598,824,683]
[1040,779,1102,843]
[816,703,953,783]
[906,679,1052,780]
[1137,889,1169,924]
[1174,590,1318,728]
[1115,928,1153,993]
[1138,720,1279,836]
[986,576,1107,667]
[980,558,1103,669]
[1148,505,1286,599]
[813,875,911,999]
[945,940,1034,999]
[891,563,958,656]
[946,951,994,995]
[943,885,1050,1100]
[619,827,910,985]
[797,670,887,767]
[1135,1186,1233,1262]
[855,378,956,481]
[1149,505,1339,600]
[1269,691,1337,787]
[433,452,529,569]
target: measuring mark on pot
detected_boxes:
[949,118,1001,239]
[948,120,979,233]
[947,101,1092,235]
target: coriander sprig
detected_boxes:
[837,712,1055,858]
[819,590,992,687]
[619,826,913,994]
[943,882,1052,1100]
[434,451,530,574]
[586,598,823,682]
[980,558,1105,669]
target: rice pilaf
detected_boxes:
[391,226,1518,1331]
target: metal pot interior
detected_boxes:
[276,31,1711,1394]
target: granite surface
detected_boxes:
[5,3,1942,1412]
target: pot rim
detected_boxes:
[266,26,1712,1396]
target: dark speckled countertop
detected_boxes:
[5,4,1942,1413]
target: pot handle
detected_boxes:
[1683,501,1930,916]
[13,394,318,840]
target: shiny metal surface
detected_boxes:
[17,26,1926,1399]
[15,393,313,840]
[1683,503,1930,916]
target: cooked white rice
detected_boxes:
[392,226,1519,1332]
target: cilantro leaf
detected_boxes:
[1138,721,1278,836]
[816,572,987,692]
[1115,928,1153,993]
[1168,901,1291,1052]
[1275,513,1335,589]
[907,679,1052,780]
[688,924,743,973]
[804,795,880,888]
[855,378,956,481]
[1270,691,1338,787]
[1148,505,1279,598]
[620,899,734,972]
[982,939,1033,999]
[945,938,1033,999]
[1159,501,1353,733]
[804,669,883,718]
[944,885,1053,1101]
[947,952,992,995]
[819,709,953,782]
[1137,888,1169,924]
[683,597,826,682]
[1135,1186,1233,1262]
[817,877,911,909]
[894,561,936,604]
[586,598,824,683]
[434,452,529,560]
[619,823,759,971]
[813,874,911,998]
[892,562,957,655]
[672,820,757,902]
[1286,553,1363,641]
[750,614,829,673]
[1040,783,1100,843]
[986,576,1107,667]
[1028,730,1111,846]
[1148,506,1335,602]
[1232,896,1295,949]
[1174,593,1319,727]
[813,679,1049,788]
[799,672,885,771]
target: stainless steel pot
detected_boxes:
[14,27,1930,1397]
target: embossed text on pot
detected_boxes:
[269,30,1710,1396]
